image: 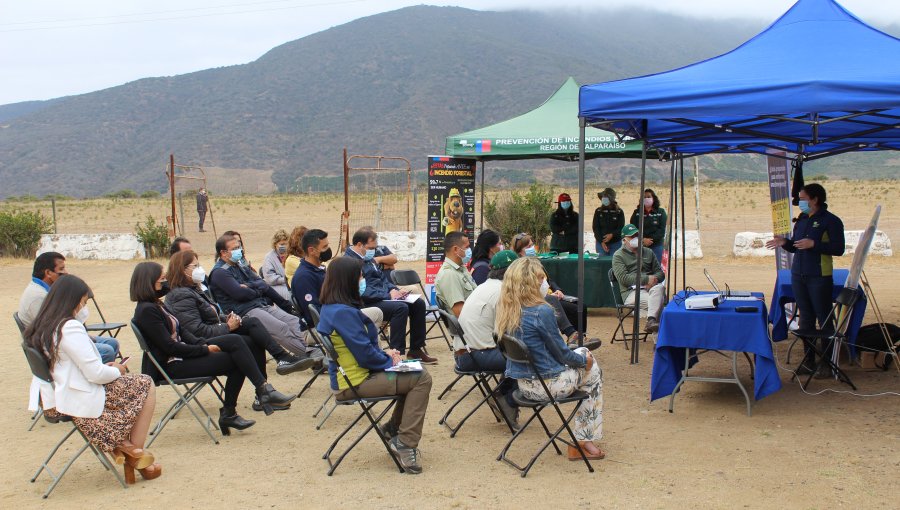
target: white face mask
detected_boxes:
[539,278,550,296]
[628,237,640,249]
[192,266,207,284]
[75,306,90,323]
[644,197,654,208]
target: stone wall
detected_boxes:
[38,234,146,260]
[733,230,892,257]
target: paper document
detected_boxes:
[393,293,420,303]
[386,360,423,372]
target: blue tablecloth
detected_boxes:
[651,291,782,401]
[768,269,866,344]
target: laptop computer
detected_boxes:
[704,268,754,299]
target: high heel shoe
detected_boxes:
[112,440,155,470]
[255,383,296,416]
[219,407,256,436]
[124,460,163,484]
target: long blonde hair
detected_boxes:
[495,257,549,336]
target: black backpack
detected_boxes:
[855,323,900,370]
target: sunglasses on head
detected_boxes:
[513,233,528,241]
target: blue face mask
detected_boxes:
[601,197,610,207]
[798,200,810,214]
[461,247,472,265]
[364,248,376,261]
[524,246,537,257]
[230,247,243,263]
[358,278,367,295]
[560,201,571,210]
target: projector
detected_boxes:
[684,294,719,310]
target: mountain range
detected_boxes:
[0,5,896,198]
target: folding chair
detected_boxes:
[391,269,452,350]
[304,305,340,430]
[21,343,127,497]
[290,295,327,398]
[435,310,513,437]
[309,326,404,475]
[495,333,595,477]
[608,269,649,348]
[84,292,126,338]
[789,287,860,390]
[14,312,46,431]
[129,321,220,446]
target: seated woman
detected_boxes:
[25,274,160,484]
[164,251,315,397]
[495,257,606,460]
[317,256,432,475]
[469,229,504,285]
[130,261,294,434]
[261,229,291,301]
[284,225,308,283]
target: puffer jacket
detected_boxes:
[164,286,230,345]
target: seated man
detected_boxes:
[345,227,435,363]
[434,231,477,317]
[18,252,119,363]
[169,236,192,257]
[612,223,665,333]
[209,233,321,362]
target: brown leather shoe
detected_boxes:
[567,443,606,460]
[407,348,438,364]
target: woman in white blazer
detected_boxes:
[25,275,161,484]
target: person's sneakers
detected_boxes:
[252,397,291,412]
[567,332,602,351]
[389,436,423,474]
[644,317,660,334]
[275,354,316,375]
[407,348,438,365]
[494,393,520,431]
[814,365,834,380]
[378,422,400,441]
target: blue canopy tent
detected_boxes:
[575,0,900,362]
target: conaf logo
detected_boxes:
[458,140,475,148]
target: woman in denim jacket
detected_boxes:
[495,257,606,460]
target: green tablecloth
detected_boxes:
[539,256,616,309]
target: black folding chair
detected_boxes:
[289,295,327,399]
[789,287,860,390]
[435,310,513,436]
[84,292,126,338]
[129,321,220,446]
[391,269,452,350]
[14,312,46,431]
[494,333,595,477]
[305,305,339,429]
[608,269,649,348]
[21,343,127,497]
[308,326,404,475]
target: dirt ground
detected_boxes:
[2,182,899,509]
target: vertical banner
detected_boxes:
[767,151,793,270]
[425,156,476,304]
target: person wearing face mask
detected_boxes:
[346,227,435,363]
[222,230,254,272]
[612,224,666,333]
[27,274,160,484]
[261,229,292,301]
[164,250,313,391]
[549,192,580,254]
[209,234,324,364]
[435,231,478,318]
[196,188,208,232]
[18,251,120,364]
[592,188,625,256]
[630,188,667,264]
[766,183,845,377]
[469,229,503,285]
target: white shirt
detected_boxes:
[457,278,503,351]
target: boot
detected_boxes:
[255,383,296,416]
[219,407,255,436]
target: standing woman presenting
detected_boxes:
[630,188,667,263]
[549,192,579,254]
[766,183,845,376]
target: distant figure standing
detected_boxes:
[196,188,209,232]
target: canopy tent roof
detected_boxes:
[446,77,643,161]
[578,0,900,160]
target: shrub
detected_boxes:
[484,183,554,252]
[0,210,53,257]
[140,190,161,198]
[135,215,170,258]
[105,189,138,199]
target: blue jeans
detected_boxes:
[454,348,517,402]
[791,274,834,333]
[650,244,664,264]
[93,336,120,364]
[596,240,622,256]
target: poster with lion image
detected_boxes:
[425,156,476,304]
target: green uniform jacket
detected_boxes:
[592,205,625,244]
[630,207,667,247]
[612,246,665,299]
[549,210,580,253]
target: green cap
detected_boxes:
[490,249,518,269]
[621,223,638,237]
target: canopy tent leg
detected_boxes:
[479,161,485,231]
[576,119,586,344]
[666,159,677,299]
[680,158,687,292]
[632,125,649,364]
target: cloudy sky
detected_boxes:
[1,0,895,105]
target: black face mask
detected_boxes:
[319,247,333,263]
[156,281,170,298]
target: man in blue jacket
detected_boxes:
[345,228,435,364]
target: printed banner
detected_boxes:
[424,156,476,304]
[767,151,793,270]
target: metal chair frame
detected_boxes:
[306,305,338,429]
[391,269,452,350]
[494,333,595,477]
[84,294,126,338]
[789,287,860,390]
[607,269,649,348]
[14,312,46,431]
